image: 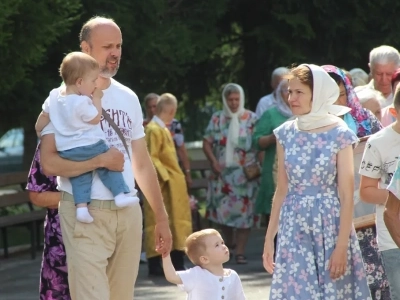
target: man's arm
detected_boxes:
[131,137,172,255]
[40,134,124,177]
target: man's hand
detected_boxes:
[99,147,125,171]
[154,219,172,257]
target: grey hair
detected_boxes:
[349,68,369,87]
[272,67,290,80]
[223,84,241,99]
[79,16,116,44]
[144,93,160,107]
[369,45,400,68]
[354,86,384,105]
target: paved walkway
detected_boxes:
[0,228,271,299]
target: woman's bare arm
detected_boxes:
[202,138,218,165]
[336,145,355,247]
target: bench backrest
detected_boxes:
[190,160,210,193]
[0,171,30,209]
[0,172,27,188]
[0,191,31,209]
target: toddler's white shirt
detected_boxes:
[177,266,246,300]
[42,88,105,151]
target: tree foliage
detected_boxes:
[0,0,81,130]
[2,0,400,162]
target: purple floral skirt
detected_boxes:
[356,226,391,300]
[39,209,70,300]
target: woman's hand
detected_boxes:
[211,160,222,176]
[328,246,347,279]
[262,237,275,274]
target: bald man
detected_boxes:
[40,17,172,300]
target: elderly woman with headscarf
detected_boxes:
[202,83,259,265]
[252,80,292,219]
[263,64,371,299]
[322,65,382,137]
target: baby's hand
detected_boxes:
[92,88,103,100]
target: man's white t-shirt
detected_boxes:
[177,266,246,300]
[43,79,145,200]
[42,89,105,151]
[359,125,400,251]
[255,93,276,117]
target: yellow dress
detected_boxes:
[144,119,192,258]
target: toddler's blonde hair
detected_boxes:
[185,228,221,266]
[60,52,99,85]
[156,93,178,114]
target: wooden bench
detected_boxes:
[0,172,46,259]
[189,159,210,196]
[189,160,211,230]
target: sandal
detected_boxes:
[235,254,248,264]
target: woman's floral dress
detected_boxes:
[26,144,70,300]
[270,120,371,299]
[356,227,391,299]
[204,110,260,228]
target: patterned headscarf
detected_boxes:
[322,65,373,137]
[392,68,400,89]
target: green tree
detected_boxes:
[0,0,81,167]
[221,0,400,110]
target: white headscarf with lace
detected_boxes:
[296,64,350,130]
[222,83,245,167]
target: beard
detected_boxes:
[100,58,120,78]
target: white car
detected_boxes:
[0,128,24,174]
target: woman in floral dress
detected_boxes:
[323,65,389,300]
[26,143,70,300]
[203,83,260,264]
[263,64,371,299]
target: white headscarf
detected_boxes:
[296,64,350,131]
[274,80,292,118]
[222,83,245,167]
